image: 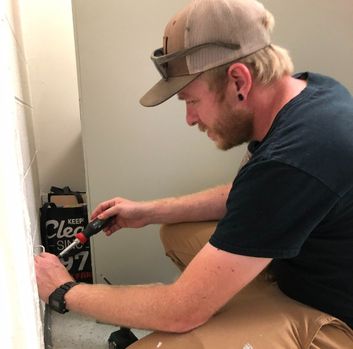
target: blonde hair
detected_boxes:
[203,10,294,89]
[238,44,294,84]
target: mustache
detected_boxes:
[198,123,207,132]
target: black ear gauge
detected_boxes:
[238,94,244,101]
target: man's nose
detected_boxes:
[186,106,198,126]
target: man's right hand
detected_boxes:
[90,184,231,236]
[90,197,153,236]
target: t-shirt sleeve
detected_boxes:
[209,160,339,258]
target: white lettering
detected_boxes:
[46,219,84,239]
[68,218,85,225]
[57,240,65,251]
[75,251,89,271]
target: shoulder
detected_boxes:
[248,74,353,196]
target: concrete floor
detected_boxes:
[50,311,151,349]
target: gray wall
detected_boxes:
[22,0,85,194]
[72,0,353,285]
[261,0,353,93]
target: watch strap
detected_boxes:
[49,281,80,314]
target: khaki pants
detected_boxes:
[129,222,353,349]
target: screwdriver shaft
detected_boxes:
[58,238,81,258]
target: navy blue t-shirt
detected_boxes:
[210,72,353,328]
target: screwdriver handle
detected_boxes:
[75,217,114,244]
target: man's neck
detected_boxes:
[250,75,307,141]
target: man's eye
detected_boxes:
[186,100,197,105]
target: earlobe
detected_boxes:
[228,63,252,100]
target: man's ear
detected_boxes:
[227,63,252,101]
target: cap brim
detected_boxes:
[140,73,201,107]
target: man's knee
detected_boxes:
[159,223,178,253]
[160,221,217,254]
[160,221,218,270]
[309,320,353,349]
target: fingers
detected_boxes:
[90,201,110,220]
[35,252,74,302]
[35,251,56,261]
[104,222,122,236]
[34,252,63,272]
[90,198,120,220]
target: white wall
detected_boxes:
[20,0,86,193]
[0,0,87,347]
[0,0,43,347]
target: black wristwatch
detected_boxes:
[48,281,80,314]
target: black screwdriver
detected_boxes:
[58,217,114,258]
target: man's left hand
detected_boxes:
[35,252,74,302]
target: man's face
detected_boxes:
[178,77,254,150]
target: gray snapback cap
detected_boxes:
[140,0,272,107]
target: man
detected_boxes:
[35,0,353,347]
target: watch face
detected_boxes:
[49,282,79,313]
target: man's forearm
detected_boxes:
[65,282,201,333]
[148,184,231,224]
